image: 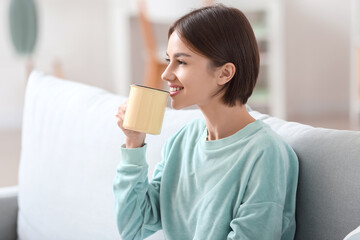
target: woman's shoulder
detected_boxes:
[183,118,206,132]
[161,118,205,157]
[250,121,298,160]
[172,118,205,138]
[253,121,287,144]
[165,118,205,144]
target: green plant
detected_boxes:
[9,0,38,79]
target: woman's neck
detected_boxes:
[199,100,255,141]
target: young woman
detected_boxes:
[114,4,298,240]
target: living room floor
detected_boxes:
[0,115,359,188]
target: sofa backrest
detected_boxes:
[250,112,360,240]
[19,71,360,240]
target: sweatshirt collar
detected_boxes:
[200,120,263,150]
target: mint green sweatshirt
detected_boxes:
[114,119,299,240]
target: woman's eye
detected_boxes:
[164,58,186,65]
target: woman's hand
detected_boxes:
[115,100,146,148]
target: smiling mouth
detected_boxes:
[169,87,184,97]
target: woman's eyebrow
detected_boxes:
[166,52,192,58]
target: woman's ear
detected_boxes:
[217,63,236,86]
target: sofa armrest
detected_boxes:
[0,186,18,240]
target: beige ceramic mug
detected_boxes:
[123,84,169,135]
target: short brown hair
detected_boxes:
[168,4,259,106]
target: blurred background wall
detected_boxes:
[284,0,351,120]
[1,0,114,129]
[0,0,356,131]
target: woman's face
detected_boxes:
[162,32,222,110]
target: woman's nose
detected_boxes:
[161,64,174,82]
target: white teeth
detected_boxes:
[170,87,183,92]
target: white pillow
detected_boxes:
[18,71,203,240]
[19,71,127,239]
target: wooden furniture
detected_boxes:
[137,0,168,90]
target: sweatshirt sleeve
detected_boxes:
[227,144,298,240]
[113,143,164,240]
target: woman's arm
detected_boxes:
[227,145,298,240]
[227,203,286,239]
[113,144,164,240]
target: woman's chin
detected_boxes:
[171,101,187,110]
[171,102,197,110]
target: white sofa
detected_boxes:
[0,71,359,240]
